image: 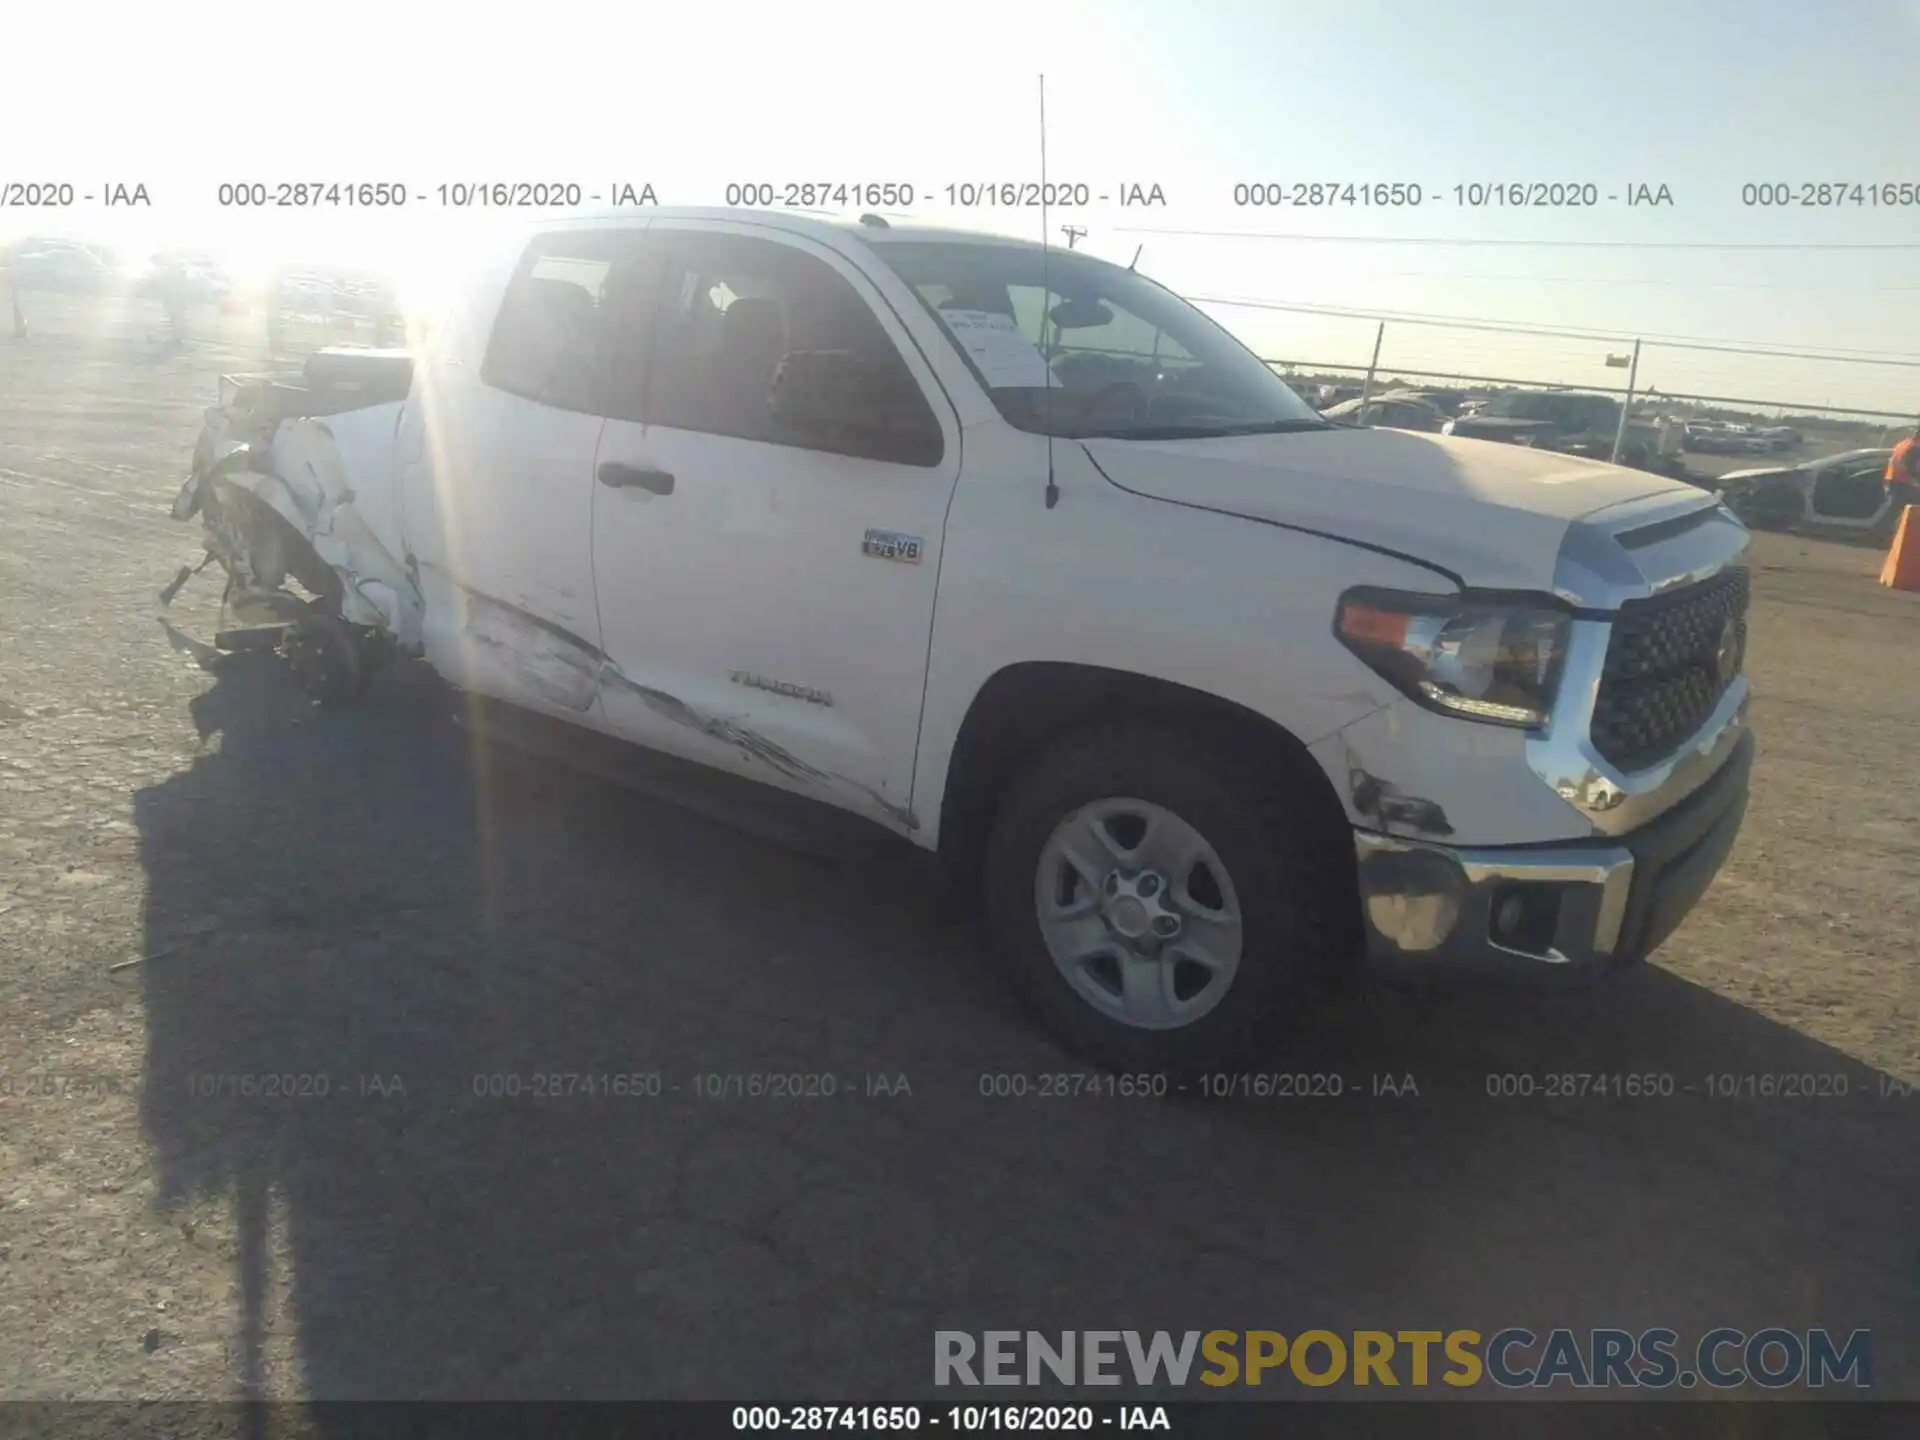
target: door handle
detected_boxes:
[597,462,675,496]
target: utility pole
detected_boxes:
[1609,338,1643,465]
[1061,225,1086,250]
[1358,322,1385,412]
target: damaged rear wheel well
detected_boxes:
[203,481,343,610]
[938,662,1359,951]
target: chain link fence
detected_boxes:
[1191,298,1920,478]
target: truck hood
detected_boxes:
[1082,427,1688,592]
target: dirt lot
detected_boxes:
[1,297,1917,1409]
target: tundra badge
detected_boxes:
[862,529,923,565]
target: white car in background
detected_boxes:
[10,239,118,292]
[1321,392,1447,432]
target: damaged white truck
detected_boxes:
[162,208,1756,1073]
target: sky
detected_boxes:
[5,0,1917,413]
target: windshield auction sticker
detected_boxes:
[936,308,1063,389]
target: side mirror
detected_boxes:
[1048,297,1114,330]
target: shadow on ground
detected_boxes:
[132,654,1918,1409]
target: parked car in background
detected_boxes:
[1684,421,1769,455]
[267,267,406,350]
[143,251,234,308]
[1313,383,1363,410]
[1322,392,1447,432]
[10,239,118,293]
[1716,448,1908,543]
[1758,426,1802,451]
[1398,389,1468,418]
[1443,390,1666,468]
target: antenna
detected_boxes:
[1061,224,1086,251]
[1128,244,1143,271]
[1039,73,1059,510]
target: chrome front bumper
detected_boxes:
[1355,727,1754,971]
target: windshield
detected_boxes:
[866,240,1328,440]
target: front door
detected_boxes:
[589,220,962,829]
[1809,455,1895,534]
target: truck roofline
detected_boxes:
[510,206,1058,254]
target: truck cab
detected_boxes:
[165,208,1756,1074]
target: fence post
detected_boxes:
[1610,338,1643,464]
[1359,322,1385,413]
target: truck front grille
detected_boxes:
[1590,566,1749,772]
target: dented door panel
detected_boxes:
[589,220,963,833]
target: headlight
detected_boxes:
[1335,588,1570,728]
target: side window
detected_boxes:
[1813,458,1892,518]
[648,232,943,467]
[481,231,621,414]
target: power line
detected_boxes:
[1327,270,1920,293]
[1113,227,1920,252]
[1189,295,1920,366]
[1198,296,1625,344]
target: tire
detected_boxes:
[982,721,1345,1077]
[282,611,366,707]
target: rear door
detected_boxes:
[405,224,650,720]
[589,220,962,826]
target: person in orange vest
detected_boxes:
[1885,425,1920,553]
[1889,426,1920,489]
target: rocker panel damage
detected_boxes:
[451,591,919,832]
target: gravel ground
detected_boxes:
[1,299,1916,1409]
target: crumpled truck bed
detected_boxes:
[171,354,424,653]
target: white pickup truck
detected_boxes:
[163,208,1756,1073]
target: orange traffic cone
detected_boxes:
[1882,505,1920,592]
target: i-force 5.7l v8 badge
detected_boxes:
[862,529,924,565]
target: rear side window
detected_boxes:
[646,232,943,467]
[481,232,621,414]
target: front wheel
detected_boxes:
[983,723,1345,1076]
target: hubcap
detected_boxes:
[1033,797,1243,1031]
